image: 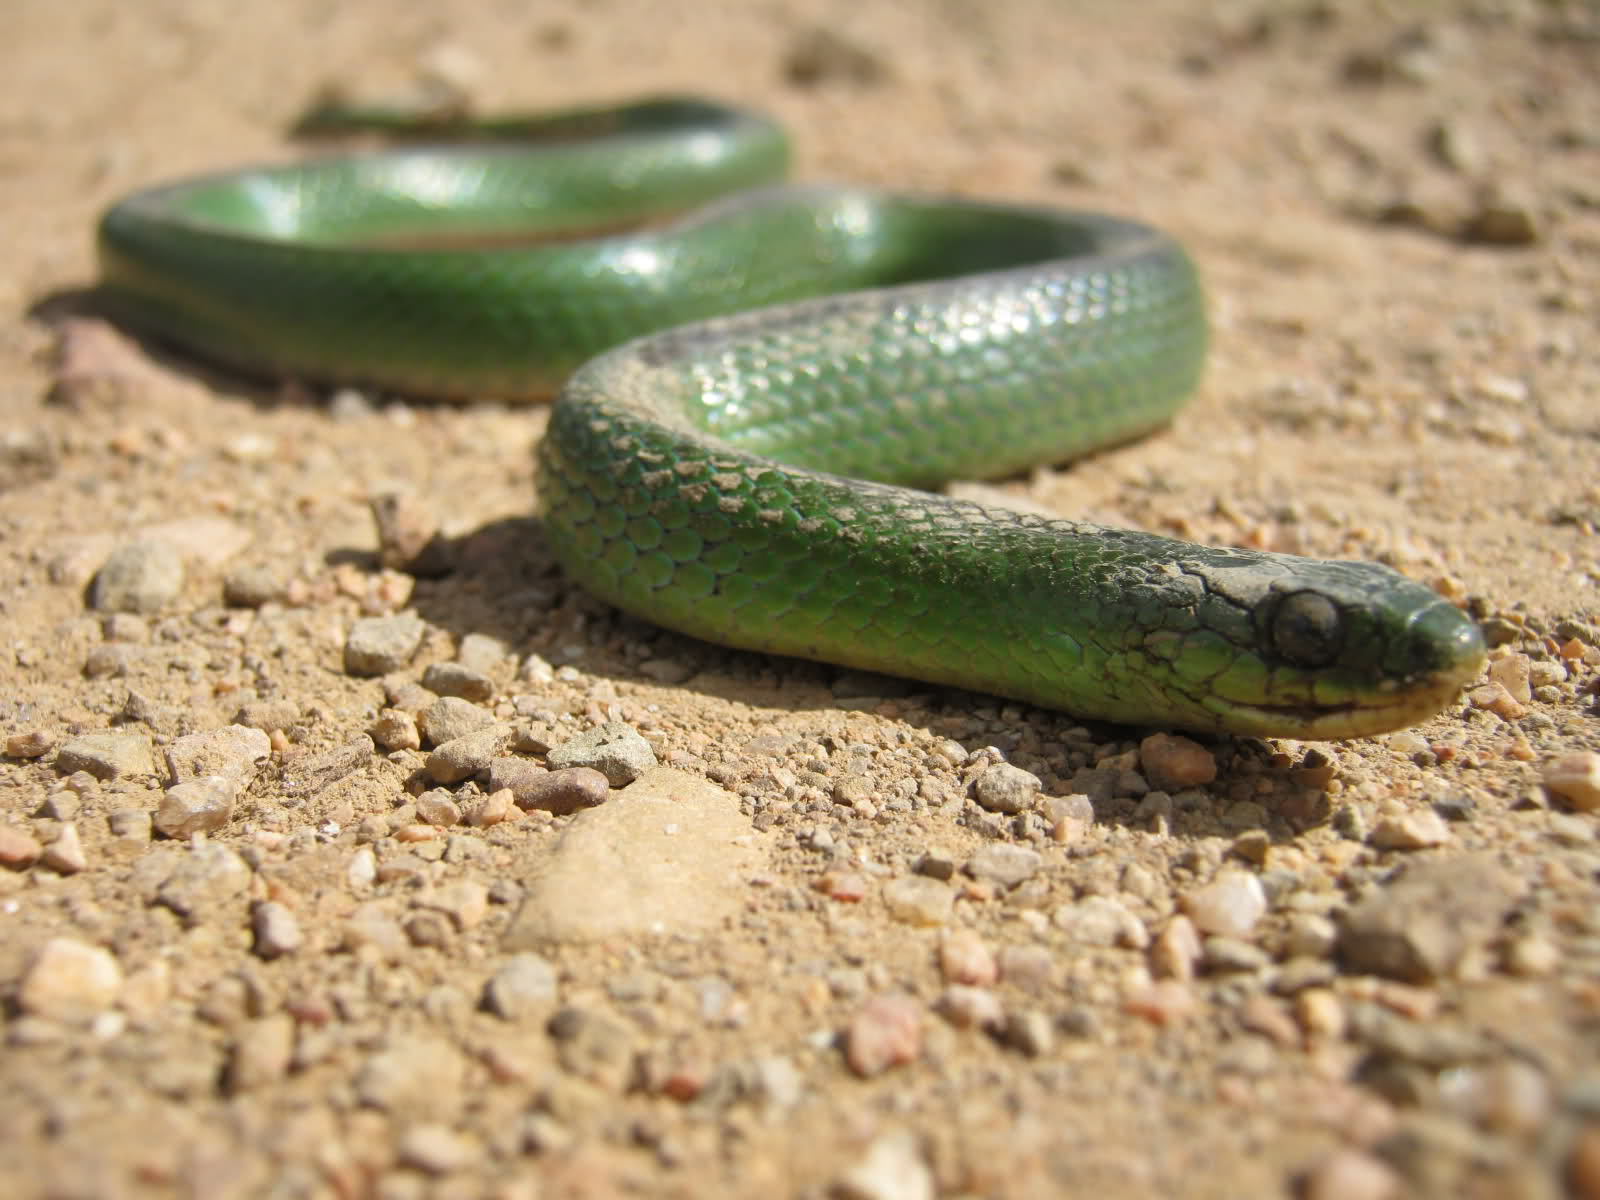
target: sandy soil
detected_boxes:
[3,1,1599,1197]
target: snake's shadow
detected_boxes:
[30,287,319,411]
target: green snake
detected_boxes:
[95,97,1485,738]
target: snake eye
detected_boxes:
[1269,590,1343,669]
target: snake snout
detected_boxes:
[1402,597,1488,686]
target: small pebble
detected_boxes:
[226,1014,295,1093]
[417,696,496,747]
[1301,1149,1399,1200]
[833,1130,934,1200]
[971,762,1040,813]
[1487,654,1532,703]
[419,880,489,930]
[882,876,954,927]
[1150,915,1203,981]
[497,764,609,814]
[1139,732,1217,790]
[157,843,252,917]
[483,954,559,1022]
[1003,1009,1053,1057]
[0,825,43,869]
[1204,936,1271,973]
[344,613,426,676]
[370,708,422,752]
[964,843,1041,888]
[40,823,86,874]
[342,902,409,960]
[355,1034,466,1115]
[1181,870,1267,939]
[1467,681,1527,721]
[405,909,453,947]
[425,725,513,784]
[370,490,452,575]
[164,724,270,793]
[55,731,156,781]
[546,721,657,786]
[845,993,923,1077]
[19,937,123,1023]
[463,787,516,827]
[5,730,54,759]
[422,661,495,702]
[222,565,285,608]
[1502,932,1559,977]
[252,901,303,958]
[108,808,152,842]
[1053,895,1148,948]
[156,777,236,838]
[996,944,1054,992]
[939,929,998,986]
[1337,855,1521,982]
[89,540,184,613]
[1123,979,1195,1026]
[1369,809,1451,850]
[935,986,1004,1031]
[815,870,870,901]
[1543,752,1600,811]
[397,1124,481,1176]
[414,790,464,826]
[1296,988,1346,1040]
[1284,912,1338,959]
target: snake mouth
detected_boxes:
[1209,664,1485,741]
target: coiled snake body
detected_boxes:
[96,98,1485,737]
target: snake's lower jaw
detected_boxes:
[1218,641,1488,741]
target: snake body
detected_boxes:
[97,98,1485,737]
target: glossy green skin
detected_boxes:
[97,98,1486,737]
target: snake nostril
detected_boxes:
[1269,590,1344,669]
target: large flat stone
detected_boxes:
[504,767,765,947]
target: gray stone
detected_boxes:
[55,731,156,781]
[417,696,495,748]
[546,721,656,787]
[964,843,1042,888]
[252,901,303,959]
[89,540,184,613]
[425,724,514,784]
[155,777,236,838]
[226,1014,295,1093]
[834,1130,934,1200]
[504,767,763,946]
[157,843,252,919]
[482,953,559,1022]
[421,661,494,702]
[18,937,123,1023]
[1338,855,1524,983]
[164,724,270,794]
[222,565,285,608]
[1052,895,1148,948]
[355,1034,466,1115]
[972,762,1040,813]
[344,613,425,676]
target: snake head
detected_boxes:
[1138,555,1487,739]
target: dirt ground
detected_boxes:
[3,0,1599,1197]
